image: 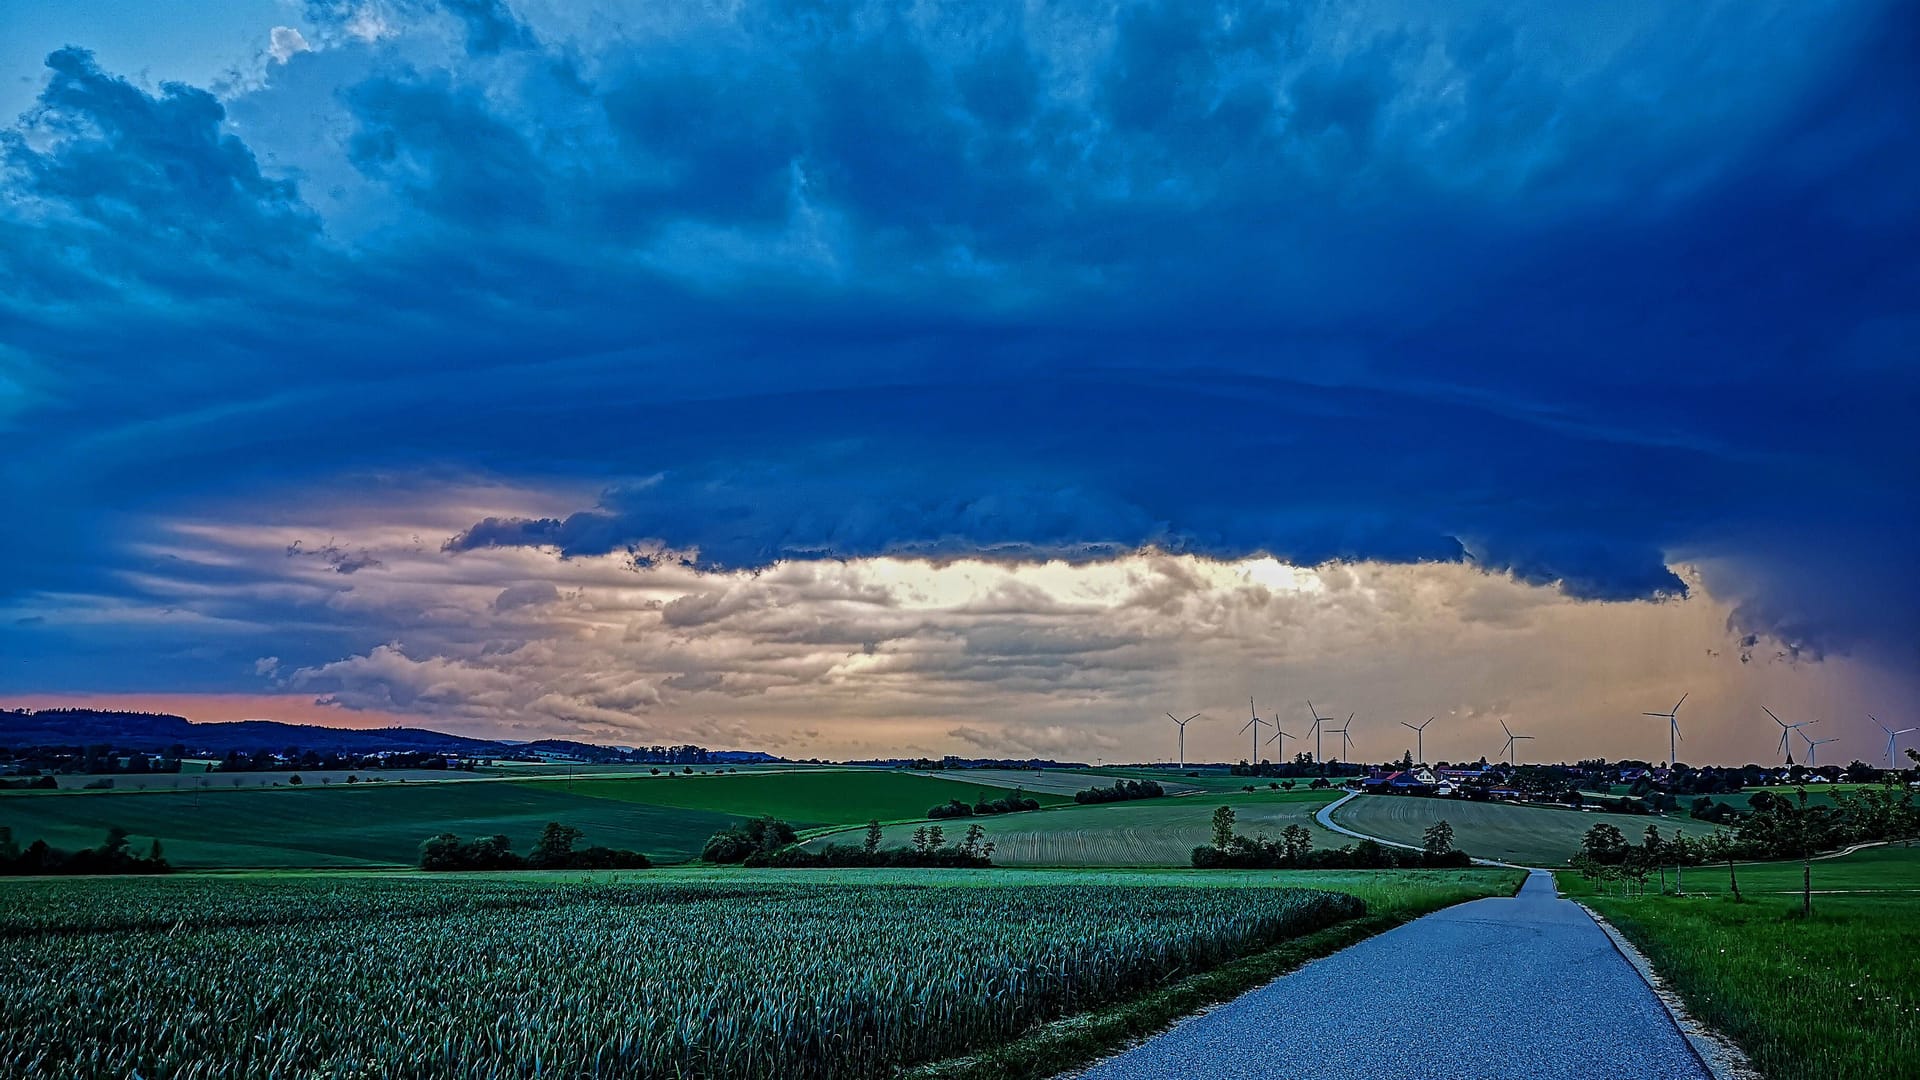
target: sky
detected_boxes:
[1,0,1915,768]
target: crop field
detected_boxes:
[1331,794,1725,866]
[37,768,476,791]
[815,790,1343,866]
[1072,766,1289,793]
[539,768,1070,827]
[1566,847,1920,1080]
[0,782,741,867]
[909,768,1203,797]
[0,873,1379,1078]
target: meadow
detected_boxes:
[813,789,1342,866]
[0,769,1035,868]
[1331,793,1725,866]
[0,869,1514,1079]
[540,768,1069,827]
[1564,845,1920,1080]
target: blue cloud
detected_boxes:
[1,0,1916,689]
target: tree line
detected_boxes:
[1191,806,1471,869]
[1572,779,1919,915]
[927,790,1043,818]
[1,826,171,876]
[419,823,651,871]
[1073,778,1164,804]
[701,817,994,868]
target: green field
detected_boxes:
[0,781,742,867]
[0,868,1517,1079]
[536,768,1070,828]
[1073,766,1305,793]
[1331,794,1726,866]
[0,769,1084,868]
[811,790,1342,866]
[1565,846,1920,1080]
[910,768,1205,797]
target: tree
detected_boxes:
[529,822,584,868]
[926,825,946,851]
[1579,822,1629,865]
[1422,819,1455,857]
[1643,825,1667,894]
[288,774,302,785]
[863,819,883,856]
[911,826,930,854]
[1211,805,1237,850]
[959,823,986,858]
[1701,831,1741,902]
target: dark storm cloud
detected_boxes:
[2,0,1917,691]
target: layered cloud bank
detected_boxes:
[1,1,1915,760]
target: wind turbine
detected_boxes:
[1870,715,1916,768]
[1166,712,1202,771]
[1307,701,1330,763]
[1496,719,1534,764]
[1641,693,1687,768]
[1240,698,1268,764]
[1763,707,1814,765]
[1264,718,1296,762]
[1802,731,1839,769]
[1400,716,1436,765]
[1325,713,1355,761]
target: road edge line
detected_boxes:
[1572,900,1759,1080]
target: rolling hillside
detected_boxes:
[1331,795,1726,866]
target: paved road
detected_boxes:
[1074,871,1710,1080]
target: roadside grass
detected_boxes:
[528,768,1071,828]
[905,867,1525,1080]
[1571,884,1919,1080]
[1331,793,1724,866]
[808,789,1343,866]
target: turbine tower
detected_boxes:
[1803,731,1839,768]
[1400,716,1436,765]
[1870,715,1916,768]
[1641,693,1687,768]
[1764,707,1814,765]
[1240,698,1268,764]
[1166,712,1201,771]
[1325,713,1355,762]
[1497,719,1534,764]
[1307,701,1330,763]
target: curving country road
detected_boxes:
[1073,868,1710,1080]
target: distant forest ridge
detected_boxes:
[0,707,783,764]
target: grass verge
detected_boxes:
[905,869,1525,1080]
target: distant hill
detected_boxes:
[0,708,781,764]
